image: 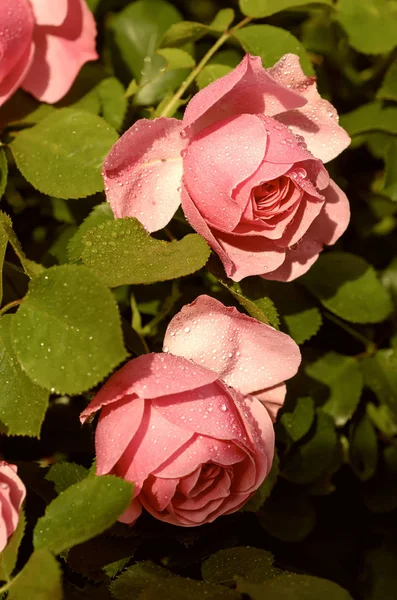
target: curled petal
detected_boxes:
[263,237,323,282]
[164,295,301,394]
[183,54,306,137]
[269,54,350,163]
[184,114,267,231]
[309,179,350,245]
[252,383,287,422]
[103,118,186,232]
[22,0,98,103]
[80,353,218,423]
[118,498,142,525]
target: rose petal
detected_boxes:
[152,381,250,443]
[183,114,267,231]
[153,435,246,479]
[80,353,218,422]
[116,404,193,492]
[95,396,145,475]
[141,476,179,512]
[183,54,306,137]
[279,193,324,248]
[118,497,142,525]
[269,54,350,163]
[177,467,202,497]
[0,43,34,107]
[102,118,186,232]
[0,0,34,80]
[264,237,323,281]
[22,0,98,103]
[173,470,231,510]
[164,295,300,395]
[29,0,68,26]
[309,179,350,245]
[252,383,286,422]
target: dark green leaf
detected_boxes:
[361,349,397,415]
[349,414,378,481]
[238,573,353,600]
[34,475,133,555]
[110,561,175,599]
[7,549,62,600]
[234,25,314,75]
[0,510,26,582]
[0,147,7,200]
[258,489,316,542]
[367,403,397,437]
[301,252,393,324]
[382,140,397,201]
[282,410,337,484]
[160,21,208,47]
[222,278,280,328]
[67,203,114,263]
[0,316,49,437]
[239,0,332,18]
[97,78,128,131]
[202,547,276,585]
[337,0,397,55]
[0,212,44,278]
[306,353,363,426]
[45,462,89,494]
[280,397,315,444]
[10,109,118,199]
[81,218,210,286]
[11,265,127,395]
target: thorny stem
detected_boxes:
[323,310,377,355]
[158,16,252,118]
[0,298,22,317]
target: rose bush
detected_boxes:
[0,462,26,553]
[103,53,351,281]
[0,0,97,107]
[80,295,300,526]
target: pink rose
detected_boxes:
[80,296,300,527]
[103,54,350,282]
[0,0,98,107]
[0,462,26,552]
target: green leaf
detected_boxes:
[10,109,118,200]
[33,475,133,555]
[301,252,393,324]
[336,0,397,55]
[201,547,277,585]
[10,265,127,395]
[238,573,353,600]
[349,414,378,481]
[197,65,234,89]
[67,203,114,263]
[382,140,397,201]
[81,218,210,286]
[258,489,316,542]
[261,281,322,344]
[361,349,397,415]
[280,397,315,444]
[110,562,240,600]
[239,0,332,18]
[7,549,62,600]
[0,147,7,200]
[377,58,397,101]
[367,403,397,437]
[0,510,26,582]
[160,21,208,47]
[220,277,280,328]
[45,462,89,494]
[234,25,314,75]
[0,212,44,279]
[241,451,279,512]
[210,8,235,32]
[0,316,49,437]
[340,102,397,137]
[97,77,128,131]
[306,353,363,426]
[0,222,7,306]
[282,410,338,484]
[363,447,397,513]
[156,48,195,70]
[110,0,187,107]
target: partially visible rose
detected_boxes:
[80,296,300,526]
[0,462,26,552]
[103,53,350,282]
[0,0,98,107]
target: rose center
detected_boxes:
[252,175,295,218]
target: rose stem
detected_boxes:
[158,16,252,119]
